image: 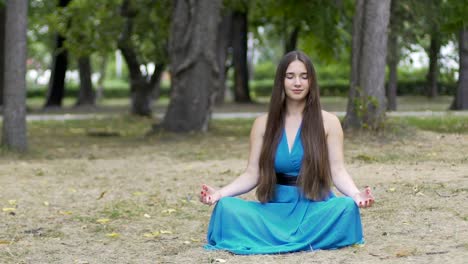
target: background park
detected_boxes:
[1,0,467,263]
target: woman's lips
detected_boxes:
[291,89,303,94]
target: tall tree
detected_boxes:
[2,0,28,151]
[386,0,399,111]
[162,0,221,132]
[232,8,251,102]
[75,56,95,106]
[452,29,468,109]
[0,2,5,106]
[118,0,166,116]
[214,9,233,105]
[344,0,391,130]
[44,0,72,108]
[445,0,468,109]
[425,24,441,98]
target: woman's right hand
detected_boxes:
[200,184,222,206]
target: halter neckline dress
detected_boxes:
[204,125,364,254]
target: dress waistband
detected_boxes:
[276,173,298,186]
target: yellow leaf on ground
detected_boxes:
[43,201,50,206]
[160,230,172,234]
[96,218,110,224]
[59,210,73,215]
[190,237,201,242]
[0,240,12,244]
[143,231,160,238]
[388,187,396,192]
[68,188,77,193]
[2,208,16,212]
[105,233,120,238]
[143,214,151,218]
[183,241,191,245]
[8,200,16,205]
[161,209,176,214]
[132,192,145,196]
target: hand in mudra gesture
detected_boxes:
[200,184,222,206]
[353,186,375,208]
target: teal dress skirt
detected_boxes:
[204,127,364,255]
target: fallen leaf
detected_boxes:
[105,233,120,238]
[132,192,145,196]
[183,241,191,245]
[190,237,201,242]
[143,214,151,218]
[2,208,16,212]
[160,230,172,234]
[68,188,77,193]
[0,240,12,245]
[96,218,110,224]
[59,210,73,215]
[143,231,160,238]
[161,209,176,214]
[8,200,16,205]
[43,201,50,206]
[388,188,396,192]
[97,191,107,200]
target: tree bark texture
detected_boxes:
[76,56,95,106]
[0,4,5,106]
[285,26,300,54]
[344,0,365,128]
[387,0,398,111]
[45,0,72,108]
[452,29,468,110]
[344,0,391,130]
[118,0,163,116]
[231,10,251,103]
[162,0,221,132]
[426,28,440,98]
[214,10,232,105]
[2,0,28,151]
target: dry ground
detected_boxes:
[0,117,467,264]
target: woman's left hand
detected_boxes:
[353,186,375,208]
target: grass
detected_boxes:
[0,114,467,263]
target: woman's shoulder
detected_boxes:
[321,110,342,135]
[252,114,268,135]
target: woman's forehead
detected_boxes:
[285,60,307,73]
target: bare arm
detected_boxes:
[200,115,266,205]
[324,112,374,207]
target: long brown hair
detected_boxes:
[256,51,332,202]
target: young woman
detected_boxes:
[200,51,374,255]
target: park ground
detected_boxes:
[0,97,467,263]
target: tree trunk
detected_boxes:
[96,55,107,100]
[426,28,440,98]
[231,10,251,103]
[162,0,221,132]
[344,0,365,128]
[344,0,391,130]
[2,0,28,151]
[386,0,398,111]
[44,0,72,108]
[75,56,95,106]
[451,29,468,110]
[118,0,163,116]
[285,26,300,54]
[214,10,232,105]
[0,4,5,106]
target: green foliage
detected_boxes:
[402,116,468,134]
[441,0,468,32]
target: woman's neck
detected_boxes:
[286,99,305,117]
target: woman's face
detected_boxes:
[283,60,310,102]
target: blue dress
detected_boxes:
[204,126,364,255]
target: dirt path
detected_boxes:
[0,125,467,263]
